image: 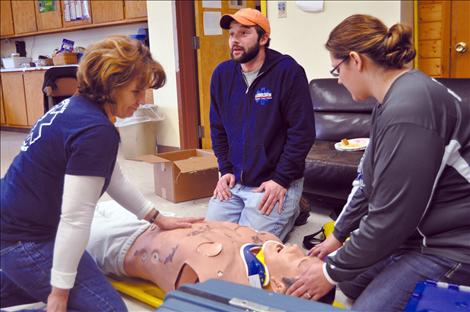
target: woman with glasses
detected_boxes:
[286,14,470,311]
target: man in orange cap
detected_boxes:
[206,8,315,241]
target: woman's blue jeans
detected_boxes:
[339,250,470,312]
[1,239,127,311]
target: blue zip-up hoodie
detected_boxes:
[210,48,315,188]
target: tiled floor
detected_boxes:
[1,130,346,311]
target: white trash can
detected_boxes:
[115,104,164,159]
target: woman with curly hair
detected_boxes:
[1,36,201,311]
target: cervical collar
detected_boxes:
[240,243,269,288]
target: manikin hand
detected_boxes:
[154,214,203,231]
[46,287,69,312]
[285,257,334,301]
[309,234,343,260]
[255,180,287,215]
[213,173,235,201]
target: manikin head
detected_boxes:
[243,240,314,294]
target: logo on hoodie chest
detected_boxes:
[254,88,272,106]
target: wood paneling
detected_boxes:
[91,0,124,24]
[11,0,37,34]
[35,0,62,31]
[419,22,443,40]
[1,0,14,37]
[1,72,28,126]
[4,0,146,38]
[23,71,46,126]
[125,0,147,19]
[450,1,470,78]
[418,2,443,22]
[419,58,443,76]
[418,0,450,77]
[419,40,442,58]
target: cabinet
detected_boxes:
[2,72,29,126]
[23,71,46,125]
[0,0,14,37]
[1,0,147,39]
[11,1,37,34]
[61,0,92,28]
[1,70,46,127]
[35,0,63,31]
[91,0,124,24]
[0,78,6,125]
[125,0,147,20]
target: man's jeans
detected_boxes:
[1,239,126,311]
[339,250,470,312]
[206,178,304,241]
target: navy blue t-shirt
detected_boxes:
[1,95,119,243]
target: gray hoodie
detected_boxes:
[326,70,470,282]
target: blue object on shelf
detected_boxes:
[129,34,146,41]
[404,280,470,312]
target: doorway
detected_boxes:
[194,0,259,149]
[416,0,470,78]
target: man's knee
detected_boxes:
[206,197,242,223]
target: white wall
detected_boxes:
[267,0,401,80]
[147,0,180,148]
[0,23,147,59]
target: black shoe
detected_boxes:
[295,196,310,226]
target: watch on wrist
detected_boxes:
[148,209,160,224]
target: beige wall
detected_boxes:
[147,0,181,148]
[267,0,401,80]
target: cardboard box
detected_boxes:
[137,149,218,203]
[52,52,78,65]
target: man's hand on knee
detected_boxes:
[255,180,287,215]
[213,173,235,201]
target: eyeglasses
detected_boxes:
[330,56,349,77]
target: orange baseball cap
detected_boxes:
[220,8,271,36]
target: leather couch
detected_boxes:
[303,77,470,218]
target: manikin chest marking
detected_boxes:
[196,242,223,257]
[145,223,274,287]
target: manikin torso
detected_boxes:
[124,221,281,292]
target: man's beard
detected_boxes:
[231,41,260,64]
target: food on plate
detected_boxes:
[335,138,370,151]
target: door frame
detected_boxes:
[174,0,265,150]
[174,1,200,149]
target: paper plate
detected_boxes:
[334,138,369,151]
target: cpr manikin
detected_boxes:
[87,203,319,295]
